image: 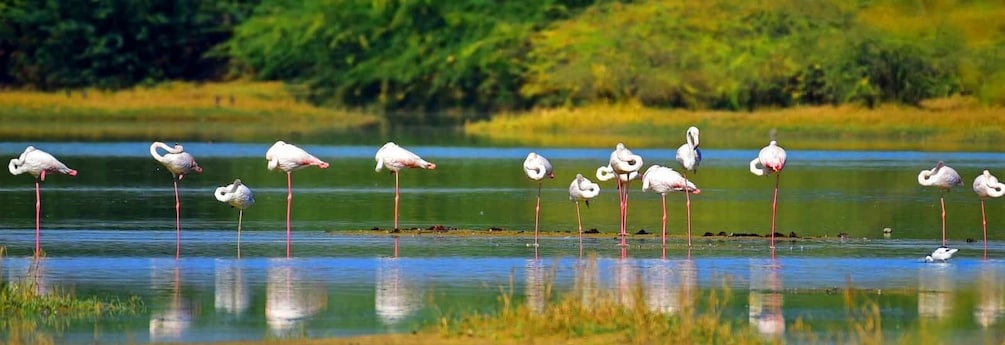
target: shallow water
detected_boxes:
[2,142,1005,343]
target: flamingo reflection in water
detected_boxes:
[149,262,192,342]
[526,259,549,315]
[645,255,697,315]
[975,263,1005,328]
[266,262,328,336]
[749,259,784,338]
[918,262,955,319]
[214,259,249,316]
[376,258,421,325]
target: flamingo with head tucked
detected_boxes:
[675,126,702,247]
[524,152,554,248]
[215,179,255,258]
[642,165,700,250]
[266,141,329,257]
[569,173,600,250]
[600,143,643,247]
[973,170,1004,256]
[151,142,202,259]
[375,142,437,231]
[9,146,77,257]
[750,136,786,249]
[918,161,963,248]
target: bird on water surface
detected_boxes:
[150,141,202,259]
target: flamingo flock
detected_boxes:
[4,131,999,262]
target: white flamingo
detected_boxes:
[266,141,329,257]
[750,136,787,249]
[375,142,437,231]
[151,142,202,259]
[8,146,77,257]
[524,152,554,247]
[973,170,1004,256]
[601,143,643,247]
[569,173,600,251]
[215,179,255,258]
[675,126,702,247]
[918,161,963,247]
[642,165,700,249]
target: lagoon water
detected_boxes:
[2,141,1005,343]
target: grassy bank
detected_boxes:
[464,97,1005,151]
[0,81,383,142]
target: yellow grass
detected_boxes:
[464,97,1005,151]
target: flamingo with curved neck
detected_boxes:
[266,141,329,257]
[604,143,643,248]
[676,126,702,247]
[918,160,963,247]
[750,136,787,249]
[974,170,1005,257]
[523,152,554,248]
[215,179,255,258]
[151,142,201,259]
[8,146,77,257]
[569,173,600,254]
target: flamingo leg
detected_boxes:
[286,171,293,258]
[174,178,181,259]
[624,180,631,246]
[237,209,243,259]
[34,179,41,258]
[980,198,988,259]
[393,236,399,258]
[661,193,668,249]
[940,191,947,247]
[534,182,542,247]
[616,178,625,246]
[394,172,400,231]
[683,171,693,248]
[770,174,780,249]
[575,200,583,258]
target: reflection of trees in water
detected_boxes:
[214,259,249,316]
[266,263,328,336]
[375,258,421,325]
[974,263,1005,328]
[644,259,696,315]
[149,263,192,342]
[918,263,955,319]
[749,259,784,338]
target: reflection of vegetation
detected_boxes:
[465,97,1005,151]
[0,81,382,141]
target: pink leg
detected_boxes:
[624,180,631,245]
[174,178,181,259]
[616,179,624,246]
[576,201,583,257]
[683,171,693,248]
[286,172,293,258]
[661,193,667,249]
[940,192,947,247]
[35,180,41,258]
[534,182,541,247]
[237,209,243,259]
[980,199,988,259]
[393,236,399,258]
[394,172,400,231]
[770,174,780,249]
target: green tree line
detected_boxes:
[2,0,1003,123]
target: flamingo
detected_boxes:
[599,143,643,247]
[750,137,787,248]
[375,142,437,231]
[215,179,255,258]
[569,173,600,251]
[524,152,554,247]
[973,170,1004,256]
[675,126,702,247]
[642,165,700,250]
[8,146,77,257]
[918,161,963,247]
[266,141,329,257]
[150,142,202,259]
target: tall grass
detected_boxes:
[464,97,1005,151]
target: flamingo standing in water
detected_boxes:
[749,137,786,249]
[215,179,255,258]
[524,152,554,247]
[375,142,437,231]
[266,141,329,257]
[973,170,1004,256]
[598,143,643,247]
[642,165,700,249]
[918,161,963,248]
[675,126,702,247]
[150,142,202,259]
[8,146,77,257]
[569,173,600,250]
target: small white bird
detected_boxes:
[642,165,700,248]
[215,179,254,258]
[375,142,437,232]
[918,161,963,247]
[524,152,554,247]
[265,140,329,257]
[8,146,78,257]
[569,173,600,247]
[925,246,959,263]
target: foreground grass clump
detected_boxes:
[0,81,383,141]
[464,97,1005,151]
